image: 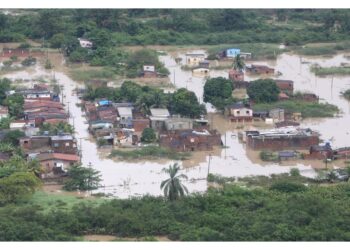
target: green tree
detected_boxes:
[203,77,233,110]
[233,54,245,71]
[0,117,12,129]
[160,163,188,201]
[141,128,156,143]
[3,130,25,146]
[171,88,205,118]
[0,78,11,104]
[49,33,66,48]
[63,164,102,191]
[39,122,74,135]
[247,79,280,103]
[0,172,41,205]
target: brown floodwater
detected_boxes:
[3,49,350,198]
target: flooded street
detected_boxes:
[3,49,350,198]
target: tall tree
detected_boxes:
[63,164,102,191]
[233,54,245,72]
[160,163,188,201]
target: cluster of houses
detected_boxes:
[0,83,81,179]
[83,99,222,151]
[6,84,64,130]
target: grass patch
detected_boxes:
[69,68,116,82]
[293,41,350,56]
[28,191,104,213]
[109,146,191,160]
[311,66,350,76]
[253,100,339,118]
[206,43,288,60]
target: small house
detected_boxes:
[225,48,240,58]
[10,120,27,129]
[225,102,253,122]
[185,53,206,66]
[90,120,113,131]
[150,108,170,130]
[240,52,252,59]
[333,147,350,160]
[51,134,78,154]
[34,152,80,178]
[269,108,285,122]
[278,92,290,101]
[229,69,244,82]
[165,117,193,131]
[306,143,333,160]
[275,80,294,95]
[192,67,210,75]
[0,106,9,119]
[143,65,157,78]
[1,48,30,58]
[246,64,275,74]
[117,107,133,128]
[78,38,93,48]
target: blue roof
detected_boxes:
[98,100,111,106]
[226,48,240,57]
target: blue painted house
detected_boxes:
[226,48,240,58]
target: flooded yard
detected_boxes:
[3,49,350,198]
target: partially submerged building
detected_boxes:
[225,102,253,122]
[246,64,275,74]
[159,129,222,152]
[246,128,320,150]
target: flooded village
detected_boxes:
[1,39,350,198]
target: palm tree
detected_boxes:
[233,54,245,72]
[160,163,188,201]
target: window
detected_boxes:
[236,111,240,114]
[53,143,59,147]
[65,142,70,147]
[246,110,250,114]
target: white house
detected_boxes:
[185,53,206,66]
[0,106,9,119]
[78,38,93,48]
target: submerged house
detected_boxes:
[34,152,80,179]
[246,64,275,74]
[275,80,294,95]
[225,102,253,122]
[185,53,206,66]
[159,129,222,152]
[246,128,320,151]
[305,143,333,160]
[142,65,157,78]
[228,69,244,82]
[269,108,285,123]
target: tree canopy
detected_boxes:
[247,79,280,103]
[203,77,234,110]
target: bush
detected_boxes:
[290,168,301,177]
[21,56,36,66]
[141,128,156,143]
[270,181,307,193]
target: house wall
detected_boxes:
[231,108,253,117]
[247,135,319,150]
[133,119,150,132]
[51,139,78,154]
[165,120,193,131]
[20,137,50,150]
[143,71,157,78]
[269,109,285,122]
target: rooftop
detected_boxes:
[150,108,170,117]
[36,152,80,162]
[51,135,74,141]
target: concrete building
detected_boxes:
[246,128,319,151]
[165,117,193,131]
[0,105,9,119]
[185,53,206,66]
[150,108,170,130]
[225,102,253,122]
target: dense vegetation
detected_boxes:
[311,65,350,76]
[203,77,235,110]
[2,179,350,240]
[253,100,339,118]
[84,81,205,118]
[247,79,280,103]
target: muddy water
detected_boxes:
[3,50,350,198]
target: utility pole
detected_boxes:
[88,162,93,196]
[67,101,70,117]
[207,153,212,177]
[173,69,176,86]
